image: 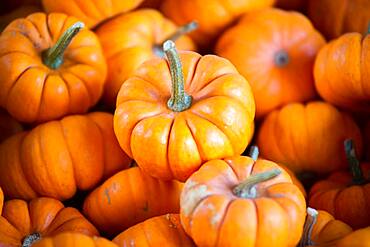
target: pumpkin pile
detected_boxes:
[0,1,369,246]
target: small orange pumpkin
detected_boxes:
[180,153,306,247]
[114,41,255,181]
[32,232,118,247]
[41,0,143,28]
[257,101,363,175]
[309,139,370,229]
[113,214,195,247]
[299,207,353,247]
[161,0,275,48]
[0,108,23,143]
[0,112,131,201]
[95,9,196,107]
[83,167,183,236]
[216,8,325,118]
[0,12,107,123]
[0,197,98,246]
[308,0,370,40]
[314,30,370,112]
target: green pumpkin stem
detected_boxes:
[233,169,281,198]
[249,146,259,161]
[42,21,84,70]
[298,207,318,247]
[164,40,192,112]
[154,21,198,57]
[22,232,41,247]
[165,21,198,43]
[344,139,365,185]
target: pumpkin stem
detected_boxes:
[42,21,84,70]
[153,21,198,57]
[367,22,370,35]
[165,21,198,43]
[274,50,289,67]
[249,145,259,161]
[298,207,318,247]
[164,40,192,112]
[233,169,281,198]
[22,232,41,247]
[344,139,365,185]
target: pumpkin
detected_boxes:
[114,40,255,181]
[308,0,370,40]
[83,167,183,236]
[0,108,23,143]
[161,0,275,48]
[96,9,196,107]
[257,101,363,175]
[113,214,195,246]
[0,112,131,201]
[314,30,370,113]
[299,207,353,247]
[278,162,306,198]
[0,197,98,247]
[0,12,107,123]
[309,139,370,229]
[180,153,306,247]
[41,0,143,28]
[215,8,325,118]
[32,232,118,247]
[0,4,41,32]
[333,227,370,247]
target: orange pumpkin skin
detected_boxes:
[161,0,275,48]
[96,9,196,107]
[113,214,195,247]
[0,12,107,123]
[114,50,255,181]
[300,208,353,247]
[278,163,306,198]
[308,0,370,40]
[0,112,131,201]
[333,227,370,247]
[0,109,22,143]
[309,163,370,229]
[216,8,325,118]
[83,167,183,236]
[0,197,98,246]
[32,232,117,247]
[180,156,307,247]
[257,102,363,174]
[314,32,370,112]
[41,0,143,28]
